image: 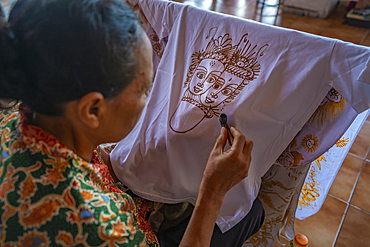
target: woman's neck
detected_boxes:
[32,112,95,162]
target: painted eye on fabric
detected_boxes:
[212,82,222,90]
[221,85,236,96]
[207,76,216,83]
[196,72,205,79]
[222,89,231,96]
[237,61,245,67]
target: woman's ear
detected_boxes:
[76,92,106,129]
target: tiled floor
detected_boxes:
[2,0,370,246]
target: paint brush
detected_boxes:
[219,113,234,146]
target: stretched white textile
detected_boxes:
[111,0,370,233]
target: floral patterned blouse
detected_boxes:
[0,104,159,246]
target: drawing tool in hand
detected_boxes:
[219,113,234,146]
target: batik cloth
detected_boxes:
[0,104,159,246]
[111,0,370,233]
[295,110,369,220]
[243,91,369,247]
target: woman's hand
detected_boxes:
[179,126,253,247]
[200,126,253,199]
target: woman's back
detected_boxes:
[0,104,159,246]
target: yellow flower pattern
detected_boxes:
[244,88,358,246]
[298,136,349,210]
[301,134,319,153]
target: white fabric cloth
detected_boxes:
[111,0,370,232]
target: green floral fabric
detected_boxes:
[0,105,159,246]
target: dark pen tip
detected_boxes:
[219,113,227,127]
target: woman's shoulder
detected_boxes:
[0,142,152,246]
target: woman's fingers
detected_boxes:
[213,127,228,154]
[243,139,253,157]
[229,126,253,156]
[229,126,252,177]
[229,126,246,153]
[202,126,254,198]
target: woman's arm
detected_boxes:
[102,126,252,246]
[179,126,253,246]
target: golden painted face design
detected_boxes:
[200,70,240,107]
[189,59,239,107]
[189,59,225,97]
[169,28,269,133]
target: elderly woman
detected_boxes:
[0,0,264,246]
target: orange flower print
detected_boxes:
[21,199,62,228]
[99,217,137,246]
[81,190,94,201]
[100,213,115,223]
[42,168,65,188]
[112,217,134,239]
[22,136,36,150]
[20,202,30,213]
[12,139,28,153]
[56,231,74,246]
[40,143,55,158]
[20,176,37,200]
[63,188,76,207]
[44,155,69,171]
[18,229,50,247]
[67,211,80,224]
[0,166,17,198]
